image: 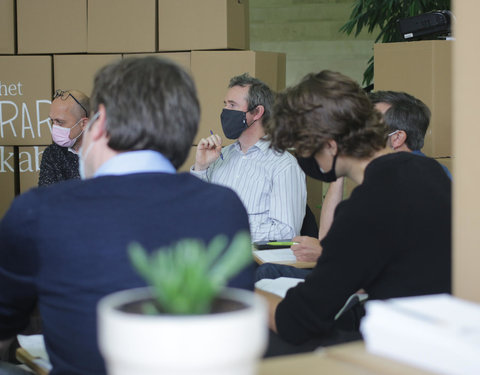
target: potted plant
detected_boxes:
[97,232,268,375]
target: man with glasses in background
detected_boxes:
[38,89,90,186]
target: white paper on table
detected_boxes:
[255,277,304,298]
[17,334,50,362]
[253,248,296,263]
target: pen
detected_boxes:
[210,130,224,160]
[267,241,299,246]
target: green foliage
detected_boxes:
[339,0,451,85]
[128,231,252,315]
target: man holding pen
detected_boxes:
[191,73,306,242]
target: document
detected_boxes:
[17,334,52,373]
[255,277,304,298]
[253,248,296,263]
[361,294,480,375]
[17,334,49,362]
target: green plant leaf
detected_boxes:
[127,231,252,315]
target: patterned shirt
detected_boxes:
[38,143,79,187]
[191,139,306,242]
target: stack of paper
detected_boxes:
[360,294,480,375]
[255,277,304,298]
[17,334,51,374]
[253,248,296,263]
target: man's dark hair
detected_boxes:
[228,73,274,124]
[369,91,431,151]
[90,56,199,169]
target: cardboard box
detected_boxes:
[88,0,156,53]
[0,0,15,54]
[123,52,191,73]
[17,0,87,54]
[19,146,46,193]
[0,146,15,219]
[374,41,452,158]
[0,56,52,145]
[191,50,286,144]
[54,54,122,98]
[158,0,249,51]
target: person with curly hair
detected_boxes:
[258,70,451,356]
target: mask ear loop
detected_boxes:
[246,105,259,128]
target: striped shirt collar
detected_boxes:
[233,138,270,155]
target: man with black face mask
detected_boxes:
[191,73,306,242]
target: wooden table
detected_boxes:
[258,341,438,375]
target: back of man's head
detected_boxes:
[90,56,200,169]
[369,90,431,151]
[228,73,274,124]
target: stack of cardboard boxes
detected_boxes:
[0,0,288,218]
[374,40,453,170]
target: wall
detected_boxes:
[250,0,377,87]
[452,0,480,302]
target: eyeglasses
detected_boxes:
[53,89,88,118]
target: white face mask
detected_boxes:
[78,112,100,180]
[51,119,83,148]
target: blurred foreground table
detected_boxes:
[258,341,438,375]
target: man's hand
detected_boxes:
[194,133,223,171]
[291,236,322,262]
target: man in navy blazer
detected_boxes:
[0,57,254,375]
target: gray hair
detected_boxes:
[369,90,431,151]
[90,56,200,169]
[228,73,274,124]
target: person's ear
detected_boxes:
[79,117,89,131]
[326,139,338,155]
[251,105,265,121]
[391,130,407,149]
[89,104,108,141]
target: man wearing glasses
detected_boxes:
[38,89,90,186]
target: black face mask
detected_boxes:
[297,154,338,182]
[220,108,251,139]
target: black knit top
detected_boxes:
[38,143,80,187]
[275,152,452,344]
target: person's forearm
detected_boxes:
[189,165,209,181]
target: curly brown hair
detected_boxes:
[266,70,387,158]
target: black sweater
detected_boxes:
[276,152,451,344]
[38,143,80,187]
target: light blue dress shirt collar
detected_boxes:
[94,150,175,177]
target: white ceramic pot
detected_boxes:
[98,287,268,375]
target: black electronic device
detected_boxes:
[397,10,452,41]
[253,240,295,250]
